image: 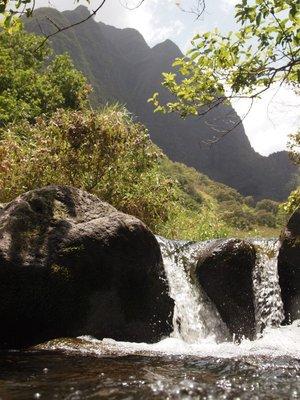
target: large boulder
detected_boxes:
[278,208,300,323]
[195,239,256,339]
[0,186,173,349]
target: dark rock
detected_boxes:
[0,186,173,349]
[195,239,256,339]
[278,208,300,323]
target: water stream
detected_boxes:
[0,237,299,399]
[251,239,285,335]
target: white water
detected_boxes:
[158,236,287,344]
[157,237,229,343]
[40,320,300,359]
[252,239,284,335]
[40,237,300,360]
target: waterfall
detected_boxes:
[158,236,286,344]
[252,239,284,335]
[157,236,229,344]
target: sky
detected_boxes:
[34,0,300,156]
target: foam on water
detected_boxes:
[38,236,299,361]
[39,320,300,359]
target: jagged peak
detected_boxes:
[98,22,149,48]
[115,26,148,47]
[34,5,91,21]
[33,6,62,16]
[152,39,182,56]
[71,5,91,18]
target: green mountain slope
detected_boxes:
[25,6,298,201]
[157,157,282,240]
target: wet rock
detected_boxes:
[278,208,300,323]
[195,239,256,339]
[0,186,173,349]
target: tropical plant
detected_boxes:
[282,130,300,214]
[0,27,90,126]
[150,0,299,124]
[0,106,177,229]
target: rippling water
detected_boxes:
[1,322,299,400]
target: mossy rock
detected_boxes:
[0,185,173,349]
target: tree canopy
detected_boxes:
[149,0,299,120]
[0,27,90,126]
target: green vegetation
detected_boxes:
[0,106,283,239]
[0,27,89,126]
[0,27,290,240]
[158,159,283,239]
[0,106,177,230]
[22,6,297,202]
[0,0,87,26]
[150,0,299,117]
[281,131,300,214]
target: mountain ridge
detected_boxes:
[24,6,298,201]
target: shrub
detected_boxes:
[244,196,255,207]
[214,186,244,203]
[256,199,279,214]
[161,160,204,205]
[280,188,300,216]
[219,201,256,230]
[0,27,90,126]
[255,210,277,228]
[0,106,176,230]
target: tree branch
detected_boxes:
[34,0,107,51]
[176,0,206,20]
[204,98,254,145]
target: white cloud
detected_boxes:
[122,1,184,45]
[220,0,238,13]
[231,85,300,156]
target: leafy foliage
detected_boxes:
[0,0,87,27]
[0,27,90,126]
[281,188,300,214]
[160,158,281,236]
[0,18,287,240]
[149,0,299,117]
[0,105,283,239]
[281,130,300,214]
[288,130,300,165]
[0,106,177,230]
[256,199,279,213]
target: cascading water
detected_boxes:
[23,237,299,400]
[38,236,300,360]
[156,236,229,344]
[251,239,285,335]
[158,236,287,344]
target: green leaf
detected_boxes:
[256,12,262,26]
[4,14,13,28]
